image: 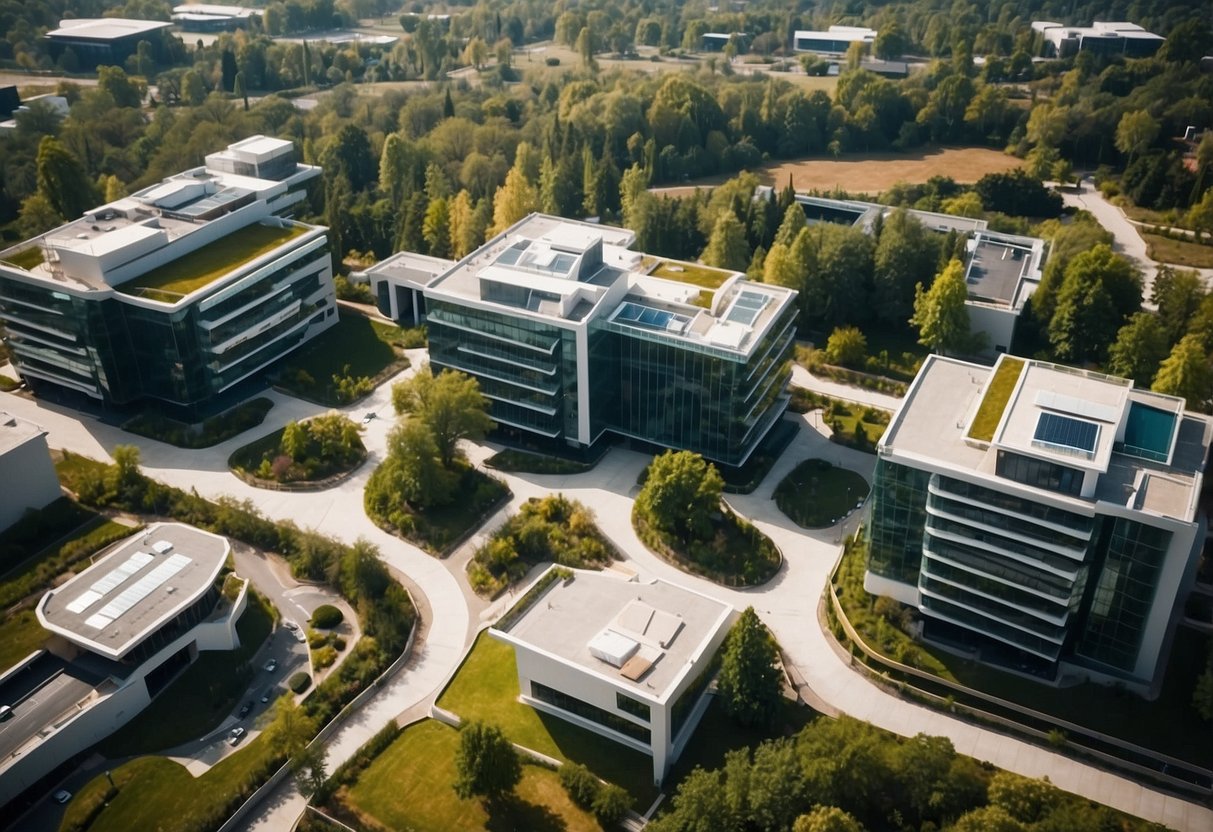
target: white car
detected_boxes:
[228,727,246,746]
[264,658,278,673]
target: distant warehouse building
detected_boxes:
[1032,21,1165,59]
[793,25,877,55]
[44,18,174,68]
[172,4,260,32]
[0,136,336,419]
[0,524,245,806]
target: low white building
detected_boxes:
[0,412,61,532]
[491,568,734,786]
[793,25,877,55]
[0,524,245,805]
[1032,20,1164,59]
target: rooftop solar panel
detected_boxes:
[88,551,154,596]
[89,553,192,628]
[1033,412,1099,458]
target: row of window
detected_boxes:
[530,681,651,744]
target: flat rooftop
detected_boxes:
[500,571,732,700]
[362,250,455,290]
[882,355,1211,523]
[0,411,45,456]
[965,235,1038,306]
[116,221,308,302]
[47,18,173,40]
[38,523,229,661]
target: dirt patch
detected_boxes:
[654,146,1023,197]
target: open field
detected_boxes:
[1142,232,1213,269]
[656,147,1023,197]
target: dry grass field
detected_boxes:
[655,147,1023,197]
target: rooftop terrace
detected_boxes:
[115,222,307,302]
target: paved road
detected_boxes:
[3,370,1211,831]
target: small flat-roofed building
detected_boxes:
[492,569,734,785]
[413,214,798,467]
[1033,20,1164,59]
[865,354,1212,697]
[0,136,336,418]
[355,250,453,326]
[793,25,877,55]
[0,523,247,805]
[44,18,174,68]
[0,412,60,533]
[172,4,260,31]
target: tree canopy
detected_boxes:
[717,607,783,728]
[392,367,493,467]
[635,450,724,542]
[911,258,972,355]
[453,721,521,802]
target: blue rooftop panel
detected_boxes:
[1033,412,1099,458]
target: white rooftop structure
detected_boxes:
[47,18,173,40]
[0,411,61,533]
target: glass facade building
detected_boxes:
[423,214,798,468]
[864,353,1210,695]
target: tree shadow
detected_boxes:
[483,793,567,832]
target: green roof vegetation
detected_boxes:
[1,246,45,271]
[967,356,1024,442]
[648,258,734,290]
[118,223,307,302]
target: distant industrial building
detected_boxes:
[866,354,1212,697]
[793,25,877,55]
[700,32,747,52]
[492,568,734,786]
[0,524,245,805]
[0,92,70,135]
[44,18,174,68]
[171,4,260,32]
[0,136,336,418]
[0,412,60,533]
[1032,21,1165,59]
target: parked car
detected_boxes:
[260,687,273,703]
[237,701,252,719]
[228,727,246,746]
[53,789,72,804]
[0,705,12,721]
[282,618,299,631]
[264,658,278,673]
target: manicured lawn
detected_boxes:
[968,356,1023,441]
[485,448,592,475]
[0,609,47,672]
[774,459,870,529]
[1143,232,1213,268]
[118,224,308,301]
[123,398,274,449]
[791,387,891,453]
[271,313,409,405]
[343,720,603,832]
[97,590,274,757]
[61,733,281,832]
[437,631,659,804]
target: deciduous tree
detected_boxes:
[1152,333,1213,411]
[391,367,493,467]
[911,258,971,355]
[1107,313,1169,386]
[454,721,521,801]
[635,450,723,542]
[717,607,782,728]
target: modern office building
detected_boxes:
[865,354,1212,696]
[0,136,336,418]
[1031,21,1165,59]
[171,4,261,31]
[44,18,175,68]
[0,524,245,805]
[756,190,1045,354]
[793,25,878,55]
[491,567,734,786]
[0,412,61,533]
[385,214,797,467]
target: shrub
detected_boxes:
[559,762,600,808]
[592,782,633,825]
[310,604,343,629]
[312,645,338,669]
[825,326,868,368]
[289,671,312,693]
[545,56,560,66]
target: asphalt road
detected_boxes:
[0,671,94,761]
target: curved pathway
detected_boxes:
[2,378,1210,831]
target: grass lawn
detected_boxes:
[0,609,47,672]
[1143,232,1213,268]
[859,326,930,381]
[343,720,603,832]
[833,541,1213,768]
[97,590,273,757]
[270,313,409,405]
[118,224,307,301]
[647,258,735,289]
[484,448,592,475]
[968,356,1023,441]
[61,733,280,832]
[436,631,659,804]
[774,459,870,528]
[1,244,45,270]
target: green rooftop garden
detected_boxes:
[967,356,1024,442]
[1,246,45,271]
[647,258,734,290]
[117,223,307,302]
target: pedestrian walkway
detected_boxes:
[790,363,903,412]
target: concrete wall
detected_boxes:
[966,301,1018,354]
[0,430,61,532]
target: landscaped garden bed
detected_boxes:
[123,398,274,449]
[789,387,890,453]
[366,461,510,554]
[774,459,869,529]
[270,314,412,406]
[228,413,366,487]
[466,495,615,596]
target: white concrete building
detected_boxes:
[0,412,61,533]
[866,354,1212,696]
[0,524,245,805]
[1032,21,1165,59]
[492,568,734,785]
[793,25,878,55]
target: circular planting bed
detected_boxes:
[228,414,366,490]
[774,458,869,529]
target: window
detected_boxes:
[530,682,651,744]
[995,451,1083,497]
[616,692,651,722]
